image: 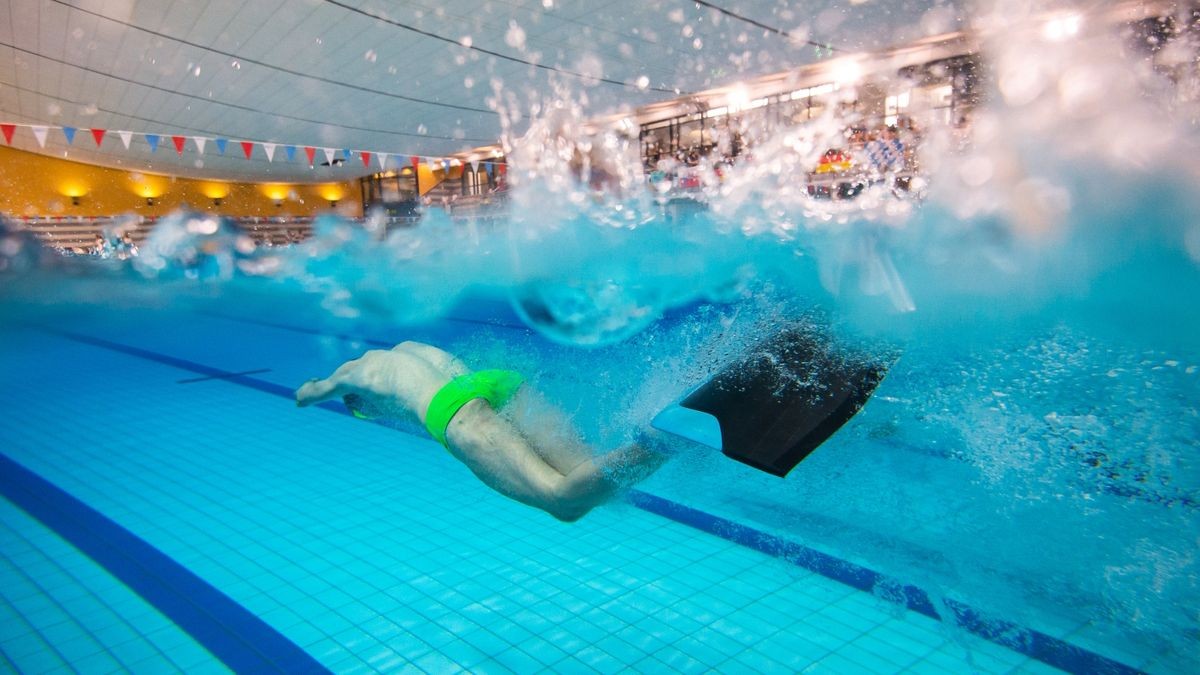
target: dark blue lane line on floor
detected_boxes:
[35,325,1139,675]
[198,308,530,339]
[629,493,1139,675]
[0,454,330,675]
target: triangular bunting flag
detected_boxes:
[377,152,389,169]
[0,124,16,144]
[442,159,451,173]
[146,134,160,152]
[32,126,49,148]
[118,131,133,149]
[304,146,316,165]
[323,148,336,165]
[470,159,480,173]
[240,141,254,159]
[285,145,296,162]
[361,151,371,167]
[216,138,228,155]
[193,136,207,154]
[62,126,77,145]
[342,148,352,161]
[90,128,106,147]
[172,135,186,155]
[485,162,495,178]
[262,143,276,162]
[410,156,420,170]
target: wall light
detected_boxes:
[59,182,89,207]
[260,184,291,207]
[200,182,231,208]
[129,173,168,206]
[317,184,345,210]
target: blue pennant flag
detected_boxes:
[215,138,228,155]
[284,145,296,162]
[342,148,352,161]
[485,162,495,179]
[442,159,451,173]
[62,126,76,144]
[145,134,159,152]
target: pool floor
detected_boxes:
[0,303,1155,673]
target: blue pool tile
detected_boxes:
[575,644,632,672]
[652,645,708,672]
[730,649,797,674]
[492,646,545,672]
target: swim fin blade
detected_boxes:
[651,325,892,477]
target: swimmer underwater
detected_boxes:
[296,341,668,522]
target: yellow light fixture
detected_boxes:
[129,173,168,206]
[260,184,290,206]
[316,184,344,209]
[58,181,90,207]
[200,182,231,207]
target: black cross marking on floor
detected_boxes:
[176,368,272,384]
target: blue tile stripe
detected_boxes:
[627,492,1140,675]
[34,325,1140,675]
[0,453,330,674]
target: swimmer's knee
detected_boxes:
[546,503,590,523]
[542,480,597,522]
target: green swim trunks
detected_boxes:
[424,369,525,447]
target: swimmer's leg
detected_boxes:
[501,388,596,475]
[549,442,669,521]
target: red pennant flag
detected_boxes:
[410,156,420,170]
[241,141,254,159]
[0,124,14,144]
[90,128,106,146]
[361,151,371,167]
[304,146,316,165]
[172,135,186,155]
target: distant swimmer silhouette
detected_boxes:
[296,341,667,522]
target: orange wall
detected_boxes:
[417,163,466,195]
[0,146,362,218]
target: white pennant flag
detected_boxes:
[193,136,207,154]
[470,159,480,173]
[31,126,49,148]
[322,147,335,165]
[377,152,389,169]
[263,143,276,162]
[118,131,133,150]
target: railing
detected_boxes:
[4,214,421,250]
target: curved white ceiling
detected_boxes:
[0,0,956,182]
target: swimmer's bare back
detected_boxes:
[296,342,665,521]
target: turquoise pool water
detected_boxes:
[0,248,1195,673]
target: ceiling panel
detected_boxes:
[0,3,12,45]
[9,0,41,53]
[1,0,963,182]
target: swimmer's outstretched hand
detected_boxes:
[295,342,469,424]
